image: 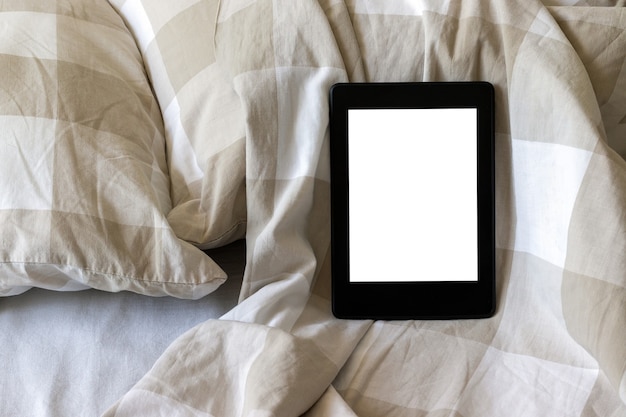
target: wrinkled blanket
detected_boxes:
[104,1,626,416]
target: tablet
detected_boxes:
[329,82,495,320]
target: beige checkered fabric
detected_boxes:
[14,0,617,415]
[0,0,227,298]
[108,0,247,250]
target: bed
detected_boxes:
[1,0,625,416]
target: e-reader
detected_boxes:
[329,82,495,320]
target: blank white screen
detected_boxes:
[348,108,478,282]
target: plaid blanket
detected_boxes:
[103,0,626,415]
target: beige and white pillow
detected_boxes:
[0,0,227,299]
[108,0,247,249]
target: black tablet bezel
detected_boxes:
[329,82,496,320]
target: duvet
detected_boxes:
[104,1,626,415]
[3,0,626,416]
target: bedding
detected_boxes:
[1,0,626,416]
[108,0,247,249]
[0,0,228,298]
[0,239,245,416]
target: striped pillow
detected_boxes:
[0,0,227,299]
[108,0,247,249]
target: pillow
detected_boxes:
[0,0,227,299]
[108,0,247,249]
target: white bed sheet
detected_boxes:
[0,240,245,416]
